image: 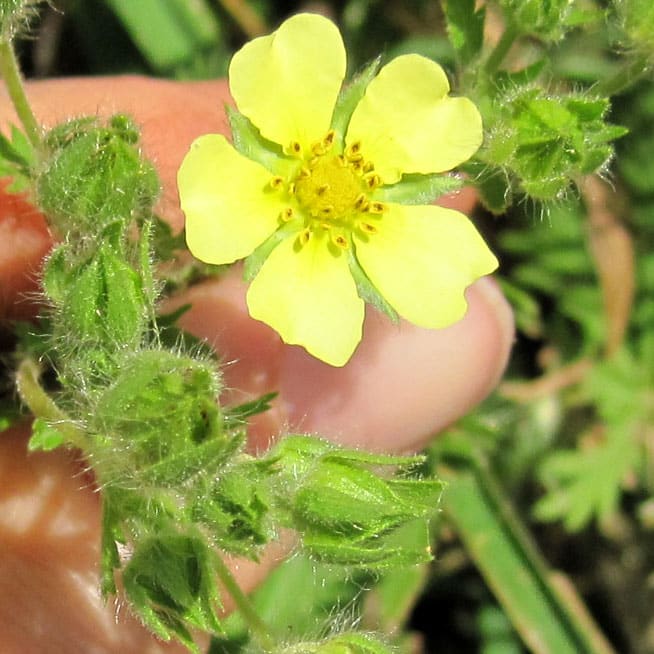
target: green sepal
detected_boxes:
[100,495,123,597]
[189,458,275,557]
[64,254,104,342]
[54,235,146,353]
[293,460,419,535]
[268,434,425,476]
[227,105,293,175]
[99,241,146,347]
[138,432,239,487]
[301,521,434,570]
[347,247,399,322]
[314,632,395,654]
[441,0,485,67]
[243,222,297,282]
[122,531,224,650]
[138,219,158,324]
[372,172,463,205]
[223,391,278,429]
[42,245,72,306]
[27,417,65,452]
[330,57,381,146]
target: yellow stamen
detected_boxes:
[286,141,302,157]
[360,221,378,234]
[365,174,381,189]
[332,233,349,249]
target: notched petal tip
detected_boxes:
[246,234,364,367]
[229,13,347,149]
[354,203,498,329]
[347,54,483,182]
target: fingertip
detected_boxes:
[277,275,513,451]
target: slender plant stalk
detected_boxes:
[15,358,88,450]
[596,55,652,97]
[483,22,519,75]
[0,39,41,148]
[213,553,277,652]
[215,0,267,38]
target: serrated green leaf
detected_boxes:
[471,166,512,215]
[442,0,485,66]
[122,531,223,650]
[534,350,650,530]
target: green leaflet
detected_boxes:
[441,0,485,67]
[122,531,223,651]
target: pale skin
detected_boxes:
[0,76,514,653]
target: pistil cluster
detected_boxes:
[271,131,387,250]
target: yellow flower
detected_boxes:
[178,13,498,366]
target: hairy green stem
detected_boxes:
[0,39,41,148]
[483,22,519,75]
[596,55,652,97]
[213,554,277,652]
[15,358,88,450]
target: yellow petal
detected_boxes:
[229,13,346,149]
[354,203,498,328]
[347,55,483,183]
[178,134,285,264]
[247,232,364,366]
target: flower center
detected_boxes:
[271,133,387,250]
[295,155,363,219]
